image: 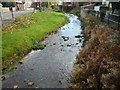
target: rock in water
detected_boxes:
[75,35,83,38]
[14,67,17,69]
[19,61,23,64]
[27,82,34,86]
[58,79,64,84]
[13,85,18,89]
[58,80,62,83]
[53,43,56,45]
[22,79,27,82]
[1,76,6,81]
[64,37,69,41]
[67,44,71,47]
[61,45,64,47]
[62,36,69,41]
[76,43,79,45]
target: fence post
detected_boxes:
[118,23,119,30]
[0,3,2,21]
[108,13,110,24]
[11,11,14,18]
[9,6,14,18]
[118,15,120,30]
[97,11,99,19]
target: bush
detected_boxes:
[69,8,80,17]
[31,41,46,50]
[2,2,15,7]
[100,10,106,21]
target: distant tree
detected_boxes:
[2,2,15,7]
[111,2,120,13]
[41,2,48,7]
[79,2,86,6]
[94,2,102,6]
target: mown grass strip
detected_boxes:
[2,11,67,73]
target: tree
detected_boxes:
[2,2,15,7]
[110,2,120,13]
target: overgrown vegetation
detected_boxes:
[69,8,81,17]
[2,2,15,7]
[71,14,120,89]
[2,11,67,73]
[31,41,46,50]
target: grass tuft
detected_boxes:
[31,41,46,50]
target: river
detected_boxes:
[2,14,84,88]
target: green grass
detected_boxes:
[2,11,67,72]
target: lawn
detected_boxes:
[2,11,67,72]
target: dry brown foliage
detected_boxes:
[71,14,120,89]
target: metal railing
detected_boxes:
[107,13,120,30]
[89,9,120,30]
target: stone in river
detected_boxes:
[13,85,19,89]
[27,82,34,86]
[1,75,6,81]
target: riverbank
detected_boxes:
[2,11,67,73]
[71,14,120,89]
[3,14,83,88]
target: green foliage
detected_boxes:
[2,2,15,7]
[41,2,48,7]
[100,9,106,21]
[69,8,80,17]
[79,2,85,6]
[2,11,67,58]
[53,6,60,11]
[31,41,46,50]
[111,2,120,10]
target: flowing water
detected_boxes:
[3,14,84,88]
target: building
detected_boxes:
[73,0,79,8]
[15,1,25,11]
[15,0,32,11]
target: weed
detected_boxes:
[31,41,46,50]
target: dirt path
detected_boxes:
[2,14,84,88]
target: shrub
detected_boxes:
[69,8,80,17]
[31,41,46,50]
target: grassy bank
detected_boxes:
[71,14,120,89]
[2,11,67,73]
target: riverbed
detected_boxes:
[2,14,84,88]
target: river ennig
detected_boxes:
[3,14,84,88]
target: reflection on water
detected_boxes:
[60,14,84,47]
